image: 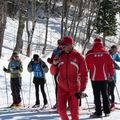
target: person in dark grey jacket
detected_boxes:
[3,51,23,108]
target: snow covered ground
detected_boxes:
[0,17,120,120]
[0,54,120,120]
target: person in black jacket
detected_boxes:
[27,54,49,108]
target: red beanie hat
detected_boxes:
[62,36,75,45]
[92,38,104,49]
[94,38,102,43]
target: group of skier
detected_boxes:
[3,36,120,120]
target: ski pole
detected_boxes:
[20,81,25,107]
[45,81,52,108]
[84,94,91,115]
[4,72,9,106]
[52,75,56,89]
[28,73,32,107]
[115,84,120,102]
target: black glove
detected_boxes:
[30,59,34,64]
[15,66,20,70]
[74,92,88,99]
[108,76,114,82]
[74,92,81,99]
[42,62,47,68]
[3,67,7,72]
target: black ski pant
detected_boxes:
[54,74,58,104]
[10,77,21,104]
[34,83,48,105]
[108,81,116,104]
[92,81,110,115]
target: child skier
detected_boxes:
[27,54,48,108]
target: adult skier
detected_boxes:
[3,51,23,108]
[50,36,88,120]
[86,38,114,118]
[108,45,120,110]
[47,39,63,109]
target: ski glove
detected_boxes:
[30,59,34,65]
[53,56,59,65]
[13,66,19,70]
[74,92,88,99]
[3,67,8,72]
[108,76,114,82]
[47,58,52,63]
[74,92,81,99]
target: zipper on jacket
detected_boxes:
[66,54,69,89]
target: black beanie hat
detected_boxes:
[13,51,19,56]
[33,54,39,61]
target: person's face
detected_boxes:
[13,55,19,60]
[112,48,117,54]
[34,58,39,63]
[58,44,63,49]
[62,44,73,53]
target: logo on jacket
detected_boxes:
[73,58,77,62]
[94,53,103,57]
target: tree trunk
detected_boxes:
[74,0,83,40]
[64,0,70,36]
[61,0,65,38]
[42,0,50,54]
[103,32,106,46]
[0,0,7,58]
[13,0,27,53]
[82,0,101,54]
[68,1,77,36]
[26,0,36,57]
[26,20,36,57]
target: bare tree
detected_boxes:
[26,0,36,57]
[13,0,27,54]
[81,0,101,54]
[0,0,7,58]
[42,0,51,54]
[64,0,70,36]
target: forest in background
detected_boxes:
[0,0,120,58]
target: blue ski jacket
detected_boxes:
[109,50,120,80]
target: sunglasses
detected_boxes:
[14,56,19,58]
[63,44,71,48]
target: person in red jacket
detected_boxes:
[50,36,88,120]
[85,38,114,118]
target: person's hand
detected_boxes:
[30,59,34,64]
[47,58,52,63]
[53,56,59,65]
[81,93,88,98]
[42,64,46,68]
[3,67,7,72]
[74,92,81,99]
[108,76,114,82]
[15,66,19,70]
[74,92,88,99]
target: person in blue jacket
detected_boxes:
[28,54,49,108]
[109,45,120,110]
[47,39,63,109]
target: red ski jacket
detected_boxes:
[85,42,114,81]
[50,49,88,92]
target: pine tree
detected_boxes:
[95,0,118,46]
